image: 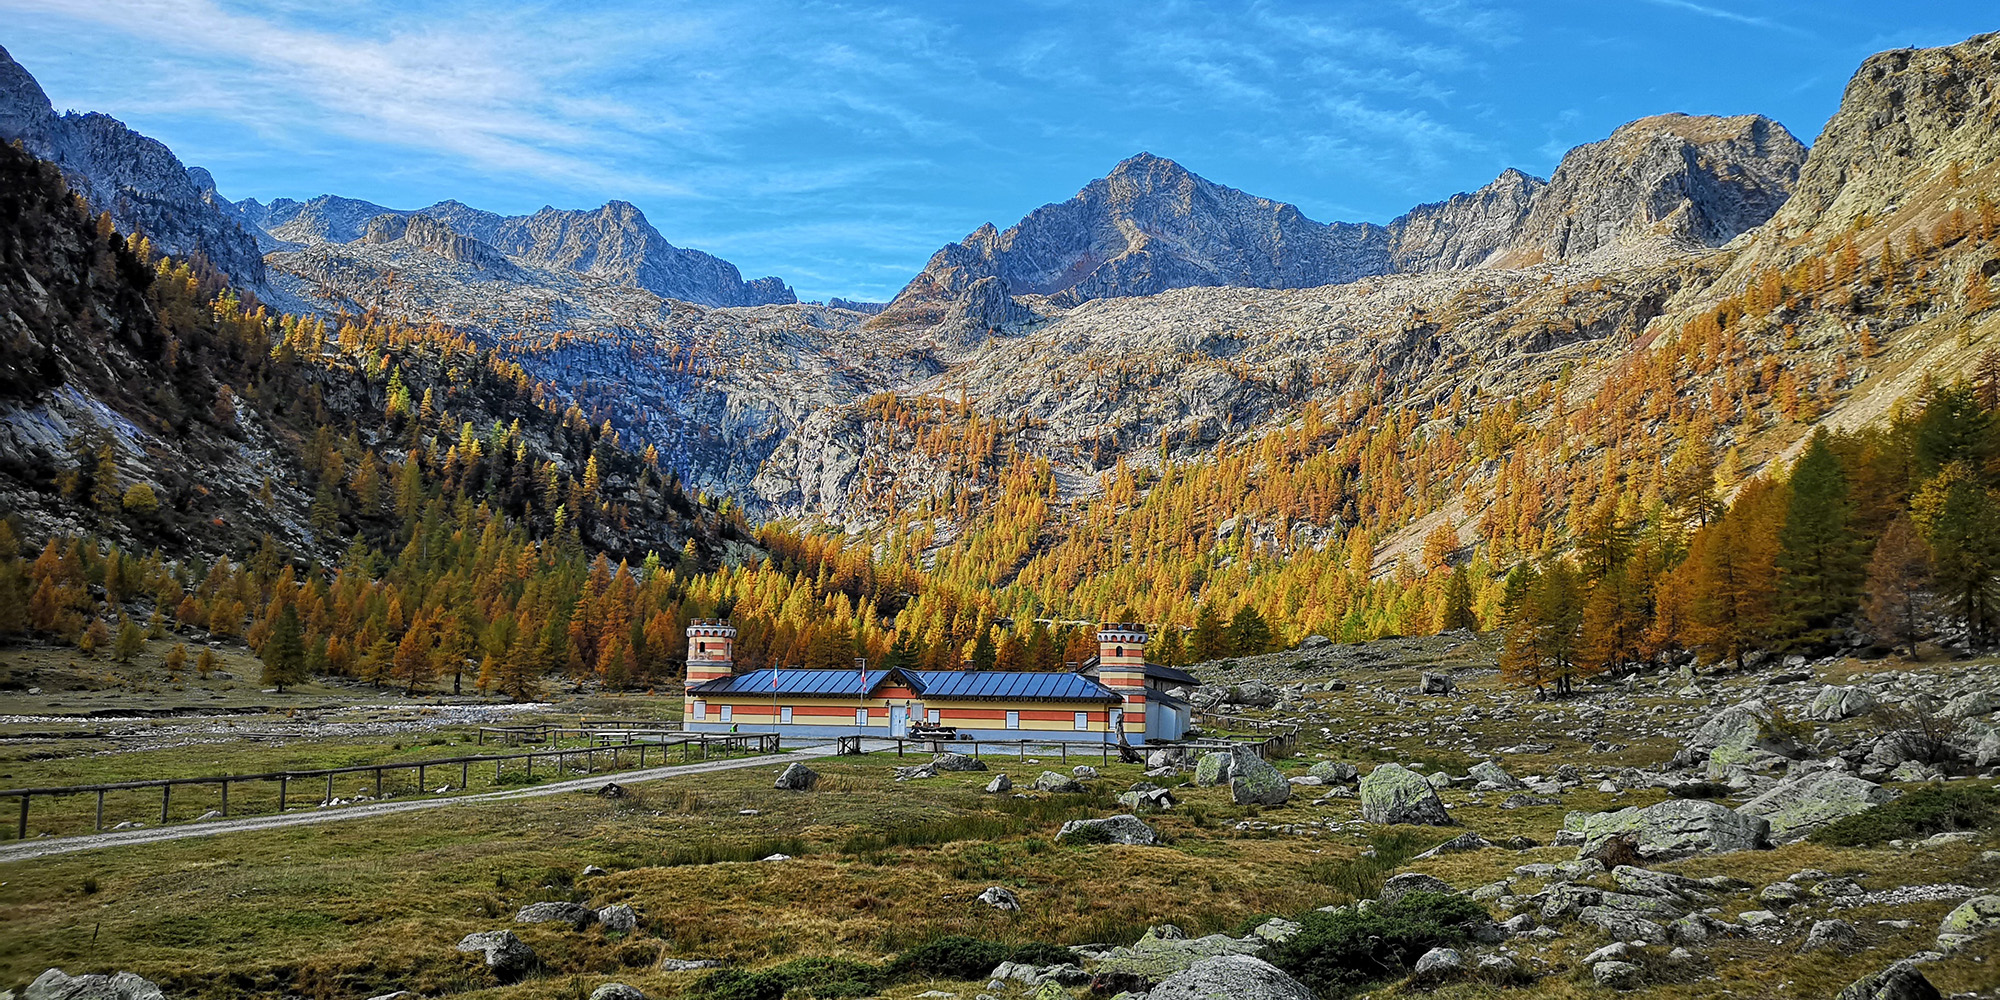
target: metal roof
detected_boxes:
[691,668,900,698]
[688,667,1122,703]
[1144,663,1202,686]
[910,670,1123,703]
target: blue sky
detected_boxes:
[1,2,1992,301]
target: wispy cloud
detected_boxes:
[1636,0,1810,35]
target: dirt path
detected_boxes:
[0,742,859,863]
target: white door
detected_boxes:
[890,705,909,737]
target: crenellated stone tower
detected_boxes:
[684,618,736,720]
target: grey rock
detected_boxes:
[1194,752,1236,787]
[1577,906,1668,943]
[1413,832,1496,859]
[1592,960,1645,990]
[596,904,638,933]
[774,762,819,791]
[1936,894,2000,952]
[1808,685,1878,721]
[1306,760,1357,784]
[934,752,988,772]
[1802,918,1860,952]
[1229,752,1292,805]
[1569,798,1769,858]
[516,901,596,928]
[456,930,538,981]
[1835,961,1944,1000]
[1033,771,1084,794]
[1145,954,1316,1000]
[1738,772,1896,842]
[985,773,1012,794]
[1468,760,1524,789]
[978,886,1021,912]
[1071,765,1100,780]
[589,986,648,1000]
[1056,814,1158,846]
[1250,917,1301,943]
[1420,672,1455,695]
[1359,763,1453,826]
[1411,947,1465,981]
[657,958,724,972]
[24,970,165,1000]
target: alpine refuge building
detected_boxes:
[681,620,1200,742]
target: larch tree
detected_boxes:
[1864,515,1931,654]
[260,604,307,692]
[1775,431,1864,639]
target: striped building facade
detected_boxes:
[681,620,1196,743]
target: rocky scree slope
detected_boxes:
[0,44,267,291]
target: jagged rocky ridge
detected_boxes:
[6,33,1998,537]
[235,193,796,308]
[0,44,267,290]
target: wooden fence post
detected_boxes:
[326,773,334,804]
[16,795,26,839]
[95,790,104,831]
[160,784,170,824]
[221,780,229,818]
[278,776,287,813]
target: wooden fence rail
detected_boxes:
[1,732,780,840]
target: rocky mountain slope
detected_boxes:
[0,45,267,291]
[233,193,796,307]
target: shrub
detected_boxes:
[887,936,1070,980]
[1871,702,1972,766]
[1809,784,1999,846]
[1266,891,1492,997]
[694,958,884,1000]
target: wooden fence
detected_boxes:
[1195,712,1300,757]
[1,731,779,841]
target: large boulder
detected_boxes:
[978,886,1022,911]
[1230,752,1292,805]
[1056,814,1159,846]
[1194,751,1236,787]
[1692,699,1806,781]
[1307,760,1357,784]
[1359,763,1453,825]
[589,986,647,1000]
[1225,681,1282,708]
[1944,692,1998,719]
[1807,685,1878,721]
[1146,954,1315,1000]
[596,904,638,933]
[457,930,538,982]
[985,773,1012,793]
[1420,672,1456,695]
[516,901,596,928]
[1737,772,1896,842]
[774,762,819,790]
[1836,962,1944,1000]
[1468,761,1524,789]
[1937,894,2000,953]
[26,970,165,1000]
[934,752,987,771]
[1034,771,1084,793]
[1569,799,1768,859]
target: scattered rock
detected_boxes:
[978,886,1021,912]
[1411,947,1465,981]
[1593,960,1645,990]
[1802,918,1860,952]
[1359,763,1453,825]
[1569,798,1769,859]
[1229,751,1292,806]
[1808,685,1878,721]
[1033,771,1084,794]
[985,773,1012,794]
[25,970,165,1000]
[1307,760,1357,783]
[1194,751,1236,787]
[456,930,538,981]
[774,762,819,791]
[1835,961,1944,1000]
[934,752,988,772]
[1056,814,1158,846]
[1739,772,1896,842]
[1072,765,1099,780]
[658,958,725,972]
[516,902,596,928]
[1420,672,1455,695]
[1413,831,1496,859]
[581,865,608,877]
[1146,954,1315,1000]
[595,783,628,798]
[596,904,638,933]
[1936,894,2000,953]
[589,985,647,1000]
[1468,760,1524,789]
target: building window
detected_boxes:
[692,700,706,721]
[856,708,870,726]
[927,709,940,725]
[1114,646,1124,657]
[1006,711,1020,730]
[719,705,732,723]
[698,641,707,653]
[1074,712,1089,731]
[780,706,794,725]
